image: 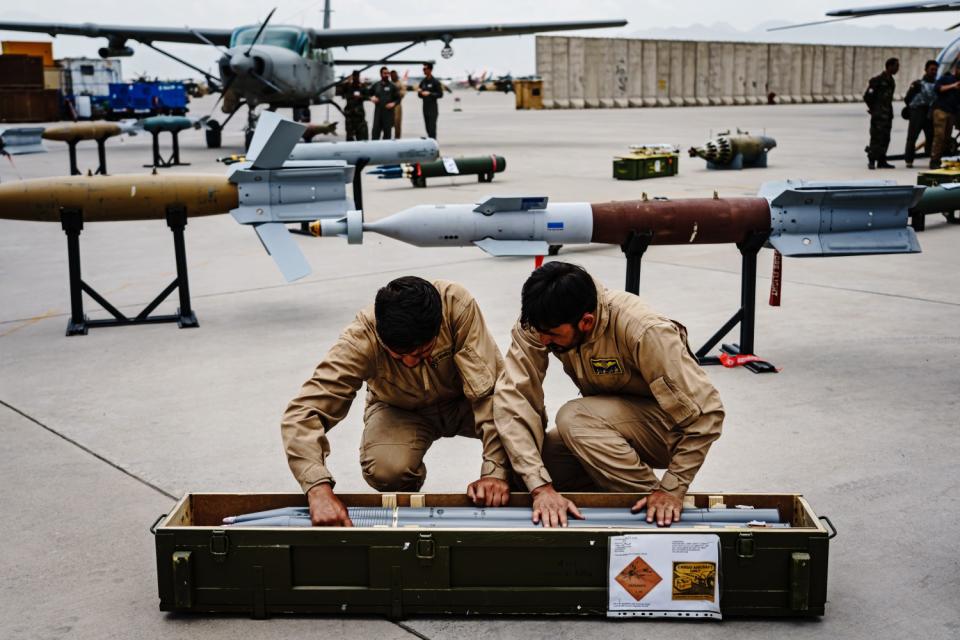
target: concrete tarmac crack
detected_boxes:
[393,622,432,640]
[0,398,177,501]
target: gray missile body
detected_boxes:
[287,138,440,167]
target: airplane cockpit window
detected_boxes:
[231,26,304,52]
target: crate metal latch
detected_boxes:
[416,533,436,564]
[736,532,755,560]
[209,529,230,562]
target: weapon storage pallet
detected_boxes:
[153,492,834,619]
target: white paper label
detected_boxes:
[607,534,721,619]
[441,157,459,174]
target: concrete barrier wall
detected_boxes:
[536,36,939,108]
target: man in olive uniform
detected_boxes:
[369,66,401,140]
[418,62,443,140]
[494,262,725,528]
[864,57,899,169]
[339,71,368,141]
[390,69,407,138]
[282,276,512,527]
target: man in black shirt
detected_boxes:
[418,63,443,140]
[931,62,960,169]
[369,66,401,140]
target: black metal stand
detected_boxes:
[65,140,109,176]
[621,230,653,295]
[60,206,199,336]
[144,131,190,168]
[694,230,777,373]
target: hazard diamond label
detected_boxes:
[615,556,663,601]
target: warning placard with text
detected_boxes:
[607,534,721,619]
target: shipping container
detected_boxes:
[0,89,61,123]
[0,55,43,89]
[2,41,54,67]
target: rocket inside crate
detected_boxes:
[165,493,821,530]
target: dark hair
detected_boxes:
[375,276,442,352]
[520,262,597,332]
[885,57,899,69]
[423,62,433,71]
[926,59,940,69]
[380,66,389,73]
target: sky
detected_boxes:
[1,0,958,80]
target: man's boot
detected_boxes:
[868,159,876,170]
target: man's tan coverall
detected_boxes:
[494,285,724,499]
[282,280,510,493]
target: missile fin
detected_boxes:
[253,222,312,282]
[769,228,921,257]
[247,112,306,170]
[474,239,550,256]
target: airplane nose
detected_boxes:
[230,53,254,75]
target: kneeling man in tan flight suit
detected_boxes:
[282,276,512,527]
[495,262,724,528]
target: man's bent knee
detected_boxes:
[361,450,425,492]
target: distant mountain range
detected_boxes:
[628,21,955,49]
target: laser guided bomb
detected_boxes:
[218,137,440,168]
[0,112,361,282]
[689,130,777,170]
[314,180,925,258]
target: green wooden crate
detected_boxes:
[153,492,834,619]
[613,153,678,180]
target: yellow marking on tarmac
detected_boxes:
[0,309,58,337]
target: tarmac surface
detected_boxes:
[1,91,958,639]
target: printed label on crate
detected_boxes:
[441,157,460,174]
[607,534,721,619]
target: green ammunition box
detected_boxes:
[153,492,833,619]
[613,153,678,180]
[916,166,960,187]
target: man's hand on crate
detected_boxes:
[530,483,584,528]
[307,483,354,527]
[467,477,511,507]
[631,490,682,527]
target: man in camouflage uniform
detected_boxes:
[864,57,899,169]
[339,71,368,141]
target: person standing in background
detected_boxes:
[390,70,407,138]
[339,70,368,141]
[864,57,898,170]
[418,62,443,140]
[903,60,938,169]
[930,61,960,169]
[369,66,400,140]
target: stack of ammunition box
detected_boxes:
[613,144,679,180]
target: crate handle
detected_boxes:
[818,515,837,539]
[150,513,167,535]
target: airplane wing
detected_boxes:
[0,21,233,46]
[770,1,960,30]
[310,19,627,48]
[827,2,960,17]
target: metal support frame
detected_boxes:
[145,131,190,169]
[620,230,653,295]
[694,230,777,373]
[59,206,199,336]
[292,157,369,236]
[65,139,109,176]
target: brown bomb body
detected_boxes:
[0,174,239,222]
[590,197,772,246]
[42,122,123,143]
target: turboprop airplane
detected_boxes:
[0,2,626,149]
